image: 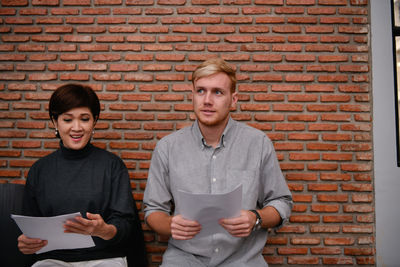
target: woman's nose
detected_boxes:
[71,120,81,130]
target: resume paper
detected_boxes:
[177,185,242,237]
[11,212,95,254]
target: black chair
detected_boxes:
[0,183,147,267]
[126,200,148,267]
[0,183,34,266]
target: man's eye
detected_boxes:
[215,90,222,95]
[197,89,204,94]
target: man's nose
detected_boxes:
[204,91,212,104]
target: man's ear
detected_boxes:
[231,92,238,108]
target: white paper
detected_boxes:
[11,212,95,254]
[177,185,242,237]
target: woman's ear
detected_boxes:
[92,116,98,130]
[51,117,58,129]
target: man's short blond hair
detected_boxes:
[192,58,237,93]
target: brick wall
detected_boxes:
[0,0,374,265]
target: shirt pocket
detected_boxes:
[226,169,259,209]
[170,164,209,194]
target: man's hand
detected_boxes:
[64,212,116,240]
[17,234,47,254]
[170,214,201,240]
[219,210,256,238]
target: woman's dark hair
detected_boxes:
[49,83,100,122]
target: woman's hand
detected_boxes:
[64,212,117,240]
[17,234,47,254]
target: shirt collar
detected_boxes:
[192,117,235,149]
[59,140,94,160]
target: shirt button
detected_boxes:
[212,155,217,159]
[214,248,219,253]
[212,178,217,182]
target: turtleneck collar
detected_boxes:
[59,140,94,160]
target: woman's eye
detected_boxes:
[63,118,72,122]
[81,118,90,122]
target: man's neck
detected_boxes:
[198,118,229,148]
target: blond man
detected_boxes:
[144,58,292,267]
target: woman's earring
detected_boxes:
[55,128,59,136]
[92,130,95,135]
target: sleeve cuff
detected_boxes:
[265,198,292,229]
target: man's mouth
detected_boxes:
[201,109,215,114]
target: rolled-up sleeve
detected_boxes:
[143,140,173,221]
[259,136,293,229]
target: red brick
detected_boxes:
[278,247,308,255]
[323,215,353,223]
[292,194,313,202]
[308,163,338,171]
[0,170,21,177]
[311,225,340,233]
[343,225,373,234]
[76,26,107,34]
[325,237,355,246]
[274,143,304,151]
[286,173,317,181]
[290,215,320,223]
[109,103,138,111]
[273,64,303,72]
[344,247,375,256]
[63,0,91,5]
[287,256,319,265]
[311,247,341,255]
[308,183,338,191]
[288,115,318,122]
[318,193,348,202]
[1,0,28,6]
[291,237,320,245]
[255,114,284,121]
[273,104,303,112]
[277,7,306,15]
[0,150,21,157]
[9,160,35,168]
[323,257,354,265]
[356,257,375,265]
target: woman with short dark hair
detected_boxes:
[17,84,147,267]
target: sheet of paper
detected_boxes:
[11,212,95,254]
[177,185,242,237]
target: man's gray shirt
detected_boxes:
[144,118,293,267]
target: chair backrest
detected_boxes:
[126,199,148,267]
[0,183,34,266]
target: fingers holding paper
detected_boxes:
[170,214,201,240]
[17,234,47,254]
[64,212,116,241]
[219,210,255,238]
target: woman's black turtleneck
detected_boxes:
[22,141,137,262]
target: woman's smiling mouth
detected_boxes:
[70,135,83,141]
